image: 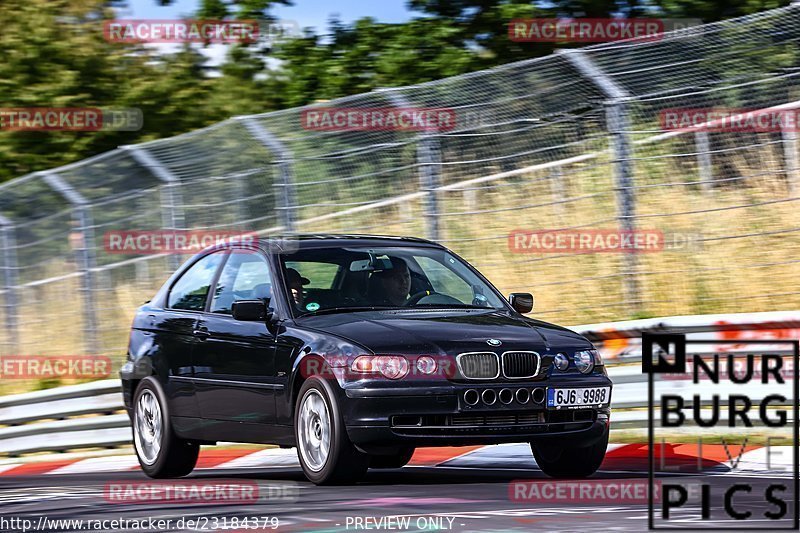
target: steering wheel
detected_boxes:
[404,290,437,306]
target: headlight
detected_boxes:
[553,353,570,371]
[574,350,595,374]
[416,356,437,375]
[591,349,603,366]
[351,355,409,380]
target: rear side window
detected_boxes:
[168,252,226,311]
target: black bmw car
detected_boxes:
[121,235,612,484]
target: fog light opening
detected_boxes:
[531,387,546,404]
[464,389,479,406]
[392,415,422,427]
[498,388,513,405]
[481,389,497,405]
[515,388,530,404]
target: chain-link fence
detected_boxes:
[3,5,800,391]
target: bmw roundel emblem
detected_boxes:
[487,339,502,347]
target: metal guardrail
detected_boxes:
[0,379,128,455]
[0,311,795,456]
[572,310,800,361]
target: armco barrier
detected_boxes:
[0,311,795,456]
[574,310,800,361]
[0,379,129,455]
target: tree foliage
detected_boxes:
[0,0,793,182]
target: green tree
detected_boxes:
[0,0,274,182]
[2,0,794,182]
[267,17,478,106]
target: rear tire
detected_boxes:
[530,426,608,478]
[132,377,199,478]
[369,448,415,469]
[295,377,369,485]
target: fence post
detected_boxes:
[781,124,799,195]
[550,167,566,217]
[40,172,99,355]
[123,145,186,270]
[417,136,442,241]
[0,215,19,355]
[379,89,442,241]
[562,50,640,315]
[230,169,249,228]
[238,117,297,233]
[695,131,714,194]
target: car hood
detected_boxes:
[297,309,592,356]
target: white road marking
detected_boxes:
[213,447,300,469]
[45,455,141,475]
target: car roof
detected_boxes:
[205,234,444,254]
[266,233,442,249]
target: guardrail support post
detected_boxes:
[695,131,713,194]
[0,215,19,355]
[40,172,99,355]
[124,145,186,270]
[238,117,297,233]
[562,50,640,315]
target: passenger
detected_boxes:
[286,267,309,308]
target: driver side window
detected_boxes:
[210,252,272,315]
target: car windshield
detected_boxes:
[280,245,508,317]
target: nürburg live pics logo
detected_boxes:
[644,333,799,529]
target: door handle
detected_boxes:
[193,327,211,339]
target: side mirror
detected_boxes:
[232,299,271,322]
[508,293,534,314]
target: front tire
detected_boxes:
[530,426,608,478]
[295,377,369,485]
[132,377,199,478]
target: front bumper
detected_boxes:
[340,374,612,450]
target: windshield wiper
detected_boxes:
[297,306,396,317]
[413,304,498,310]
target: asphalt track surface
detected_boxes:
[0,448,795,533]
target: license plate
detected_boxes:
[547,386,611,409]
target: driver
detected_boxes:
[368,257,411,307]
